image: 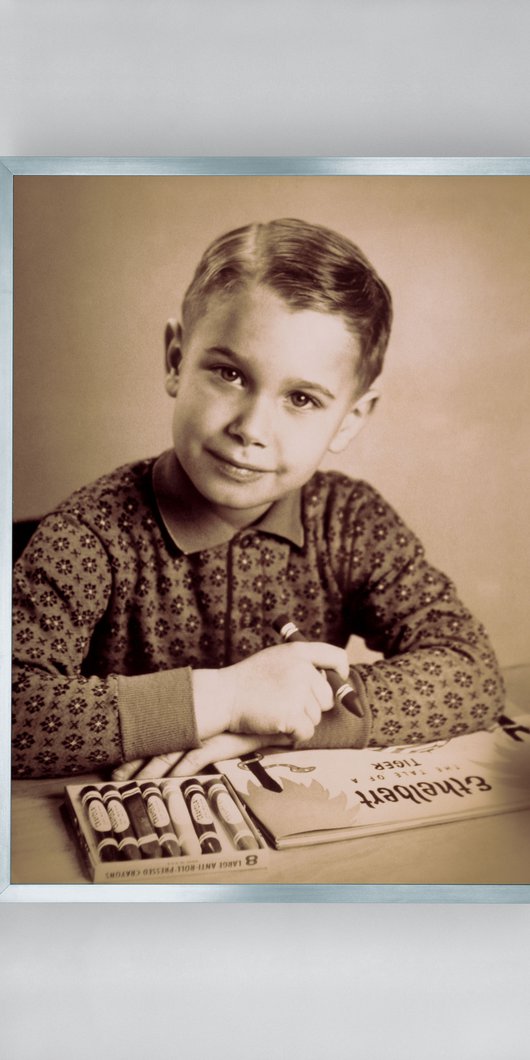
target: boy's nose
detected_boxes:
[227,396,271,448]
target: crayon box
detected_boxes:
[63,774,268,883]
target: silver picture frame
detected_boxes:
[2,155,529,904]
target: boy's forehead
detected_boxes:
[185,283,359,353]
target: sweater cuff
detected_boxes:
[300,666,372,749]
[117,667,200,761]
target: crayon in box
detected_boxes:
[63,774,268,883]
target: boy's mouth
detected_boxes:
[208,450,274,481]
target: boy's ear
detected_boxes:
[327,384,380,454]
[164,319,183,396]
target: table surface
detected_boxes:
[10,665,530,887]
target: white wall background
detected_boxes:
[13,173,530,667]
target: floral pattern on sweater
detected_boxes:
[12,458,505,777]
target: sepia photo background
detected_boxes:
[13,174,530,669]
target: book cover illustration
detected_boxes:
[216,714,530,848]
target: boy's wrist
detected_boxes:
[191,668,234,740]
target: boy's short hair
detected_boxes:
[181,218,393,392]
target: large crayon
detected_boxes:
[159,779,202,857]
[120,781,162,858]
[181,778,222,854]
[204,778,259,851]
[139,781,181,857]
[273,613,363,718]
[100,784,141,860]
[79,785,120,862]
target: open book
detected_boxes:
[216,713,530,849]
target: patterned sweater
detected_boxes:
[12,454,505,778]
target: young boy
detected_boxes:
[12,218,505,780]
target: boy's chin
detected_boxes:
[198,478,281,518]
[206,486,275,513]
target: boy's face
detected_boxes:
[166,284,369,527]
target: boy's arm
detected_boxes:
[12,516,202,778]
[12,515,348,777]
[299,481,505,750]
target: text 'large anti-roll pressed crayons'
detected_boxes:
[181,777,222,853]
[79,785,120,862]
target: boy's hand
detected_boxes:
[195,641,349,744]
[112,640,349,782]
[112,731,292,781]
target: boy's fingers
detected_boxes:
[290,641,350,680]
[294,716,318,743]
[134,752,186,779]
[311,669,334,712]
[304,697,323,727]
[170,731,292,776]
[111,758,146,781]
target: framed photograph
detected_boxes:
[2,157,529,903]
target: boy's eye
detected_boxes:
[213,366,244,385]
[289,391,319,409]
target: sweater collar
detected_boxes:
[152,450,304,554]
